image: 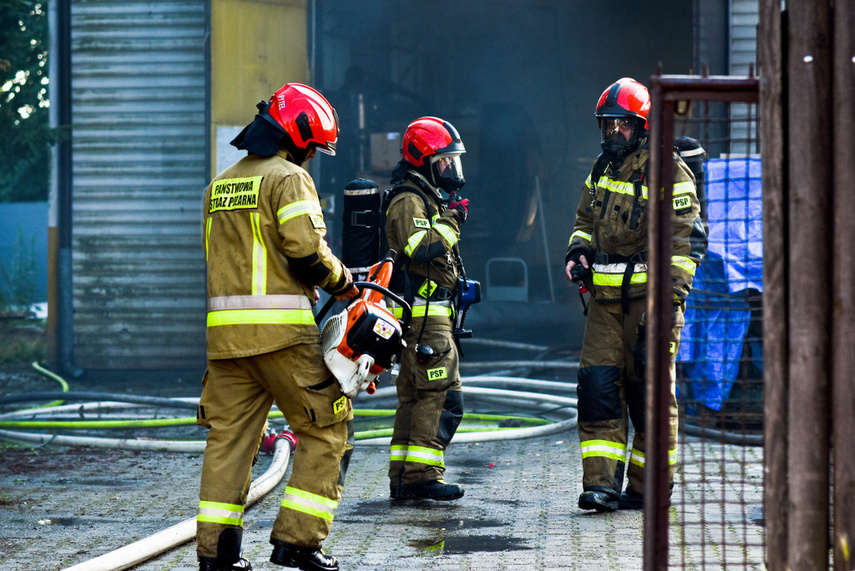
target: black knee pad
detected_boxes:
[577,366,623,422]
[437,390,464,445]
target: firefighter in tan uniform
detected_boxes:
[197,84,358,571]
[564,78,706,512]
[385,117,470,501]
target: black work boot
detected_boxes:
[395,479,465,501]
[619,487,671,510]
[619,488,645,510]
[199,556,252,570]
[578,489,619,512]
[270,540,338,571]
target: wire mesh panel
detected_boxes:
[667,93,765,569]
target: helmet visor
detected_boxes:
[431,153,464,182]
[601,117,636,141]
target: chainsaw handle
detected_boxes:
[354,281,412,330]
[314,294,339,325]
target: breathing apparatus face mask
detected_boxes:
[600,117,642,160]
[430,153,465,193]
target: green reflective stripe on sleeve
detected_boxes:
[328,260,342,286]
[405,230,428,257]
[277,200,323,225]
[671,255,697,275]
[434,222,459,247]
[250,213,267,295]
[592,271,648,287]
[198,500,244,526]
[393,305,454,319]
[280,486,338,522]
[585,174,593,189]
[207,308,315,327]
[569,230,592,245]
[400,445,445,468]
[390,444,407,462]
[672,180,696,196]
[580,439,627,462]
[669,447,678,466]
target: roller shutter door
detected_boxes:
[70,0,209,369]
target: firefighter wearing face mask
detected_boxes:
[384,117,470,501]
[197,83,359,571]
[564,78,706,512]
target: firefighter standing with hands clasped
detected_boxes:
[196,83,358,571]
[384,117,471,501]
[564,78,706,512]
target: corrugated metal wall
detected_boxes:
[729,0,760,155]
[70,0,209,369]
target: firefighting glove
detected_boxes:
[566,246,593,287]
[447,195,470,223]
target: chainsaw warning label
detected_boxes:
[427,367,447,381]
[209,176,263,213]
[373,319,395,340]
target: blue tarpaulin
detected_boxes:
[677,157,763,412]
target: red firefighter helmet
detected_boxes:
[263,83,339,155]
[402,117,465,167]
[595,77,650,130]
[401,117,466,192]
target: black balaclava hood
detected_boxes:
[231,114,283,158]
[230,101,310,164]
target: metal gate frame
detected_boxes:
[644,72,759,570]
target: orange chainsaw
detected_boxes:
[317,252,411,398]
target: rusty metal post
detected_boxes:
[787,0,833,568]
[643,74,674,571]
[832,0,855,569]
[758,1,788,570]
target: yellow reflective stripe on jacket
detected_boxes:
[280,486,338,522]
[197,500,244,526]
[405,230,428,257]
[569,230,592,245]
[600,178,648,199]
[208,294,311,311]
[207,294,313,327]
[277,200,323,224]
[591,271,648,287]
[393,304,454,319]
[207,308,315,327]
[672,180,696,196]
[580,439,627,462]
[390,445,445,468]
[671,255,697,275]
[250,212,267,295]
[205,217,212,262]
[433,222,459,247]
